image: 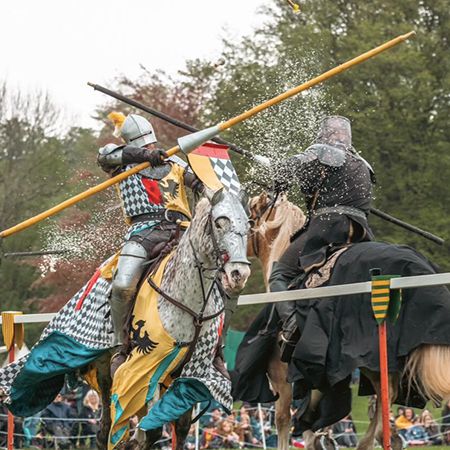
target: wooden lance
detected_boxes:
[89,85,444,246]
[0,31,415,239]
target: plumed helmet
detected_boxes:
[120,114,157,147]
[107,112,157,148]
[315,116,352,149]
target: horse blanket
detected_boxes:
[233,242,450,429]
[0,253,232,444]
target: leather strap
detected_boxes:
[130,210,190,225]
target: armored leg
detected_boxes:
[110,240,148,347]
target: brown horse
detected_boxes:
[247,192,305,450]
[247,192,450,450]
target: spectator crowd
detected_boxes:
[1,388,450,449]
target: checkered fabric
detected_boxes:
[0,256,232,412]
[0,268,114,399]
[0,356,28,396]
[118,168,164,218]
[210,158,241,196]
[39,276,113,349]
[181,284,232,410]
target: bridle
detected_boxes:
[249,192,279,257]
[146,209,238,374]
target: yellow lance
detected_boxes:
[0,31,415,239]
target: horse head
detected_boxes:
[206,188,251,295]
[248,191,306,288]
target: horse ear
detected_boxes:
[238,190,250,215]
[209,188,225,206]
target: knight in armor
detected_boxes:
[271,116,375,359]
[97,113,204,373]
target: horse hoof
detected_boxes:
[123,439,142,450]
[391,433,405,450]
[315,434,339,450]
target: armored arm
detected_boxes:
[275,144,347,194]
[97,144,168,173]
[275,148,323,193]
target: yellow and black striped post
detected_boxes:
[370,270,402,450]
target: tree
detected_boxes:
[179,0,450,274]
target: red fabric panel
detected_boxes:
[191,142,230,159]
[141,178,163,204]
[75,269,101,311]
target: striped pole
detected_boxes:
[370,269,391,450]
[370,270,402,450]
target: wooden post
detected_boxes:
[7,343,15,450]
[1,311,24,450]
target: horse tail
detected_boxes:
[405,344,450,403]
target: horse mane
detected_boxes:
[251,193,306,262]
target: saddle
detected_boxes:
[279,245,351,362]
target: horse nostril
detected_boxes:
[231,270,241,281]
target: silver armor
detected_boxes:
[316,115,352,148]
[110,241,148,346]
[121,114,157,148]
[210,189,250,266]
[98,143,122,167]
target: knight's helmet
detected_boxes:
[315,116,352,149]
[107,112,157,148]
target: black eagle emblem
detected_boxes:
[129,318,159,355]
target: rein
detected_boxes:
[147,211,227,375]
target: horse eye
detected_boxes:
[215,217,230,230]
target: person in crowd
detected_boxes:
[208,419,241,449]
[78,390,101,449]
[202,407,224,429]
[236,412,258,447]
[251,407,272,445]
[441,400,450,445]
[332,415,358,447]
[405,416,429,445]
[420,410,442,445]
[395,407,415,438]
[40,392,75,449]
[184,424,197,450]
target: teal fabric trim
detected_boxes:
[125,221,157,239]
[111,393,124,425]
[140,378,216,431]
[9,331,107,416]
[111,425,128,446]
[145,346,181,403]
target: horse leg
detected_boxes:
[301,390,323,450]
[172,409,192,450]
[373,373,401,450]
[96,351,114,450]
[358,371,400,450]
[267,345,292,450]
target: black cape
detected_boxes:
[233,242,450,428]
